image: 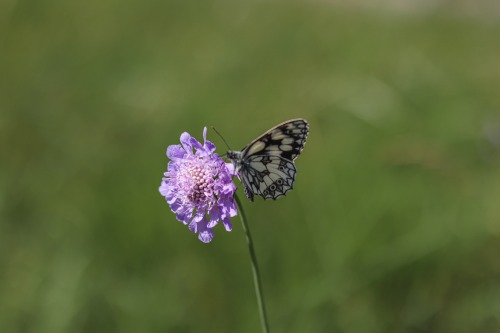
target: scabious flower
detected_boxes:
[159,127,237,243]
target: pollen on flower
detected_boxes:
[159,127,237,243]
[180,164,216,205]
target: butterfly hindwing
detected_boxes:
[227,119,308,201]
[243,155,296,200]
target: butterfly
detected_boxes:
[227,119,309,201]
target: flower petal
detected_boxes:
[167,144,185,160]
[225,163,236,177]
[188,221,197,233]
[207,206,221,228]
[204,139,216,153]
[202,127,215,152]
[187,127,205,152]
[198,228,214,243]
[159,181,169,197]
[180,132,193,153]
[222,217,232,231]
[197,220,214,243]
[192,211,205,223]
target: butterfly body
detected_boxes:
[227,119,309,201]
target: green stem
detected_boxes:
[235,194,270,333]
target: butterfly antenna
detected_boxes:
[211,126,232,151]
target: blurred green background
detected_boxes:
[2,0,500,332]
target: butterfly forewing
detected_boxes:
[228,119,309,201]
[242,119,309,161]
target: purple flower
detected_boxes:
[159,127,237,243]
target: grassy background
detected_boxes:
[1,1,500,332]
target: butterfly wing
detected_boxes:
[240,173,255,202]
[240,155,297,200]
[241,119,309,161]
[238,119,308,201]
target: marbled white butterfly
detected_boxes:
[227,119,309,201]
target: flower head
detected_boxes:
[159,127,237,243]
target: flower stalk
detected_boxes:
[235,194,270,333]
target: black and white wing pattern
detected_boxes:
[227,119,309,201]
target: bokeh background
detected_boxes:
[2,0,500,332]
